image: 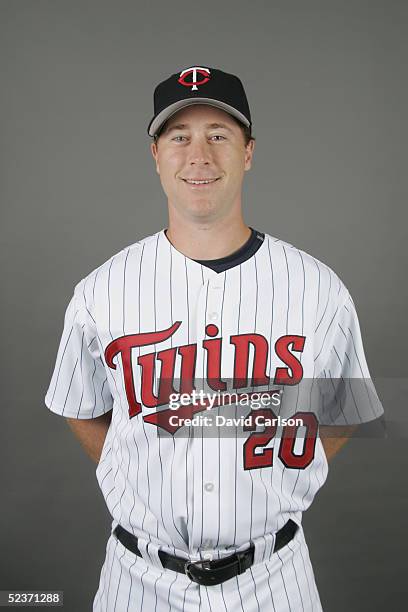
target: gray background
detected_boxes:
[1,1,407,610]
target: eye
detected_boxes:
[172,135,187,142]
[210,135,226,141]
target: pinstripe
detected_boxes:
[83,277,97,325]
[90,359,97,417]
[259,463,269,537]
[215,271,227,552]
[93,267,98,303]
[137,243,152,536]
[112,547,126,611]
[199,280,210,549]
[276,550,293,612]
[93,538,111,611]
[267,237,275,369]
[278,245,297,514]
[299,251,305,344]
[265,562,277,611]
[88,336,97,348]
[109,383,128,518]
[232,266,242,546]
[290,250,307,497]
[266,237,283,522]
[168,243,186,548]
[314,258,321,318]
[332,357,361,422]
[295,250,311,498]
[315,268,332,332]
[314,302,342,361]
[49,322,75,405]
[235,575,245,612]
[103,538,119,610]
[219,581,228,611]
[327,368,347,424]
[343,318,368,374]
[153,569,164,612]
[125,556,139,612]
[233,267,246,608]
[290,471,301,497]
[181,580,191,611]
[282,246,290,332]
[118,424,134,524]
[184,257,190,538]
[247,257,257,541]
[99,464,113,487]
[61,357,78,415]
[341,322,377,417]
[107,257,114,340]
[128,422,140,532]
[297,543,314,609]
[138,244,152,535]
[289,546,305,611]
[123,248,130,335]
[204,586,213,612]
[75,325,85,417]
[105,254,131,520]
[139,565,150,611]
[98,446,112,468]
[118,248,133,528]
[300,470,312,506]
[249,567,261,612]
[153,235,164,544]
[167,572,179,611]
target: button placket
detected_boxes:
[191,276,225,549]
[206,275,224,328]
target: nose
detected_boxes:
[188,137,211,165]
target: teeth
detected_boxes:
[184,178,218,184]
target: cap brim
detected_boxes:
[147,98,250,137]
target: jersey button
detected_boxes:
[204,482,214,492]
[208,312,218,322]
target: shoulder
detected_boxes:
[72,230,162,310]
[263,232,351,307]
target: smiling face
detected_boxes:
[150,104,255,224]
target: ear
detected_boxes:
[244,139,255,172]
[151,141,160,174]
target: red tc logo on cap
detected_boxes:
[178,67,211,91]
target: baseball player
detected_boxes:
[45,65,384,611]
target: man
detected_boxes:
[45,65,384,611]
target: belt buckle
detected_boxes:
[184,558,213,584]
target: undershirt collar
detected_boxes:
[193,228,265,273]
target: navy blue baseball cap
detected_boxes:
[147,65,252,137]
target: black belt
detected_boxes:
[113,519,298,587]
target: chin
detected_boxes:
[180,198,218,214]
[194,201,221,215]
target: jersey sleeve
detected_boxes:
[44,279,113,419]
[314,291,384,426]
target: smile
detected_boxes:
[181,177,220,185]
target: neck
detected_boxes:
[166,212,251,260]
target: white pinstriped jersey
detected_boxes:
[45,229,383,610]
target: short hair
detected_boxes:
[153,114,255,147]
